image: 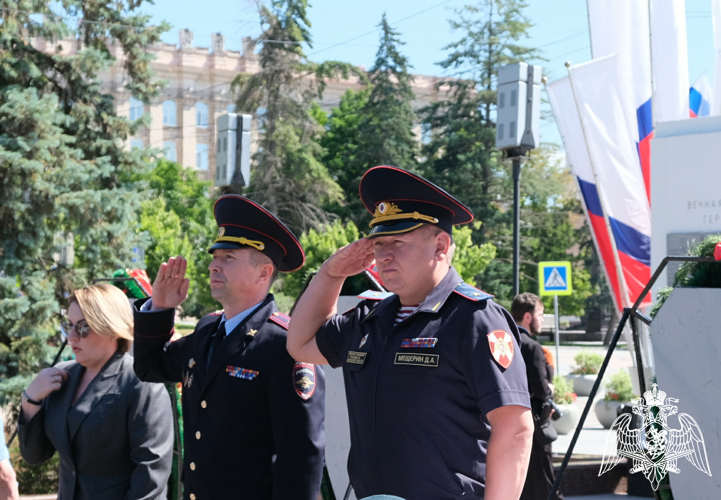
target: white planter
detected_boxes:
[552,403,581,435]
[565,374,597,397]
[594,399,630,429]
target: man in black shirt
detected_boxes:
[512,293,563,500]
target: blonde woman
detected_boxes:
[18,284,173,500]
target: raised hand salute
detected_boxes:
[150,256,190,310]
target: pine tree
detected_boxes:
[0,2,168,401]
[232,0,362,235]
[330,14,419,228]
[420,0,541,241]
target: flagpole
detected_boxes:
[565,61,633,311]
[543,78,621,316]
[648,0,657,127]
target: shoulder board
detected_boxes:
[211,310,224,316]
[268,311,290,329]
[453,282,494,301]
[357,290,394,301]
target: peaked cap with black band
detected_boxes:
[208,195,305,272]
[359,166,474,238]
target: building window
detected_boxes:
[163,141,177,162]
[130,139,144,149]
[129,97,144,121]
[162,100,177,126]
[227,104,236,113]
[196,102,209,127]
[196,143,209,170]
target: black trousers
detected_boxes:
[520,442,564,500]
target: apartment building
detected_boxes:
[34,29,446,181]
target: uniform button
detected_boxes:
[190,494,196,500]
[195,431,201,440]
[190,462,196,470]
[201,400,207,409]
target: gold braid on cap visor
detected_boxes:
[213,236,265,251]
[369,207,439,228]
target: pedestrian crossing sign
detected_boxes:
[538,261,572,296]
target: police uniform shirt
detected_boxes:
[133,294,325,500]
[315,267,530,499]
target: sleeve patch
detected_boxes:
[453,282,494,301]
[268,311,290,329]
[293,362,316,400]
[487,330,514,369]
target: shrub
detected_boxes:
[603,371,636,402]
[570,350,604,375]
[553,375,577,405]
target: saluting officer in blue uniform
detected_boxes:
[133,195,325,500]
[288,166,533,499]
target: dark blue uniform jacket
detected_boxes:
[316,267,530,499]
[133,294,325,500]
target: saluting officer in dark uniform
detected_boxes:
[133,195,325,500]
[288,166,533,499]
[512,293,563,500]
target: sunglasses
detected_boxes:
[60,320,92,339]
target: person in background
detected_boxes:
[18,283,173,500]
[512,292,563,500]
[0,414,19,500]
[288,166,533,499]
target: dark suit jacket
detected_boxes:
[18,352,174,500]
[132,294,325,500]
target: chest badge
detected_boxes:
[401,338,438,349]
[188,358,196,368]
[226,366,259,380]
[347,351,368,365]
[487,330,514,369]
[359,334,368,349]
[293,362,316,400]
[183,371,193,388]
[247,329,257,337]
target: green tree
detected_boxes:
[135,160,217,318]
[232,0,362,235]
[336,14,419,226]
[318,88,370,220]
[0,1,167,402]
[420,0,541,240]
[451,224,497,287]
[281,220,367,299]
[481,145,595,314]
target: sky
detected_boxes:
[140,0,718,146]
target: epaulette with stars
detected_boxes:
[453,282,494,301]
[357,290,394,301]
[268,311,290,330]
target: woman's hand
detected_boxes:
[25,367,69,402]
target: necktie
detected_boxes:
[207,321,226,367]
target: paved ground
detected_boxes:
[549,342,637,457]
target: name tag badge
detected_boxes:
[347,351,368,365]
[394,352,440,368]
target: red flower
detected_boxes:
[610,393,619,400]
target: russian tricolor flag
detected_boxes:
[689,73,712,117]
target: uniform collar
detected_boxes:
[219,300,264,336]
[362,266,464,325]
